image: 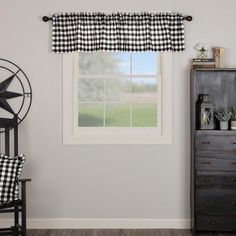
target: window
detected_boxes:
[63,52,172,145]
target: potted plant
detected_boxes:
[215,108,232,130]
[230,107,236,130]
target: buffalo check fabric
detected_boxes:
[0,154,25,204]
[52,12,185,53]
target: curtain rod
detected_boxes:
[42,15,193,22]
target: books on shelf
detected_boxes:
[191,58,215,68]
[192,58,215,63]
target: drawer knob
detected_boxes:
[232,142,236,145]
[227,177,236,183]
[201,177,214,182]
[208,177,214,182]
[206,201,213,207]
[208,220,219,225]
[202,161,211,165]
[200,200,213,207]
[231,177,236,182]
[201,141,210,144]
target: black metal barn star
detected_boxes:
[0,73,22,114]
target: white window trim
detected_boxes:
[63,52,172,145]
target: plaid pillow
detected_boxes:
[0,154,25,204]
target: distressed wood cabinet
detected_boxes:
[191,69,236,234]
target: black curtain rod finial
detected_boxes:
[42,16,52,22]
[184,15,193,21]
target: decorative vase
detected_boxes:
[220,121,228,130]
[231,120,236,130]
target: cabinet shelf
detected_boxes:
[196,130,236,136]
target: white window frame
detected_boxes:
[63,52,172,145]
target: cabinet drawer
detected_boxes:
[196,189,236,215]
[196,171,236,186]
[197,215,236,231]
[196,157,236,171]
[195,134,236,151]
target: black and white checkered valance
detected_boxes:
[52,12,185,53]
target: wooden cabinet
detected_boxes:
[191,69,236,233]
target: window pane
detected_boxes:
[113,52,130,74]
[76,52,159,129]
[78,78,104,102]
[105,104,130,127]
[132,104,157,127]
[78,52,130,75]
[105,78,130,102]
[132,52,157,75]
[131,77,157,102]
[78,103,103,127]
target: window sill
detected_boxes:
[63,127,172,145]
[63,134,172,145]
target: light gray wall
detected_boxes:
[0,0,236,219]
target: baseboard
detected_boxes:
[0,218,190,229]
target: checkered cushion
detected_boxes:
[0,154,25,204]
[52,12,185,53]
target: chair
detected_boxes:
[0,116,30,236]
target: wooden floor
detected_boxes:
[27,229,236,236]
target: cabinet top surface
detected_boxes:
[193,68,236,72]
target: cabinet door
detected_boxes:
[197,215,236,231]
[196,189,236,215]
[196,157,236,171]
[195,134,236,151]
[196,171,236,186]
